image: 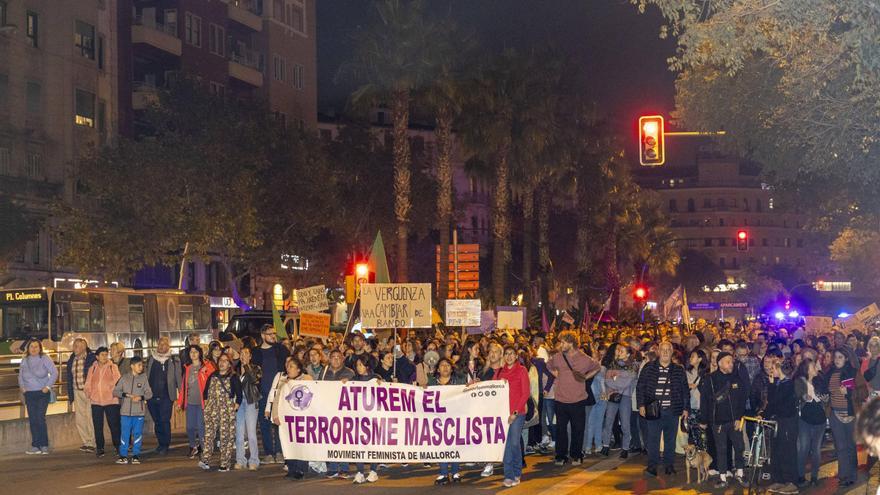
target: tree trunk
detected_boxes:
[391,89,412,282]
[521,185,535,308]
[603,208,620,318]
[492,138,511,306]
[435,106,453,310]
[538,186,551,310]
[220,256,252,311]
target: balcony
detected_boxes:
[228,48,263,87]
[228,1,263,31]
[132,82,160,110]
[132,16,182,56]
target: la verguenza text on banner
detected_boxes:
[277,380,510,463]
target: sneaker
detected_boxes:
[218,465,230,473]
[337,472,350,479]
[435,475,449,486]
[366,471,378,483]
[248,464,258,471]
[554,459,565,466]
[766,483,784,492]
[377,464,389,470]
[39,447,49,455]
[708,469,719,477]
[189,448,200,459]
[326,472,341,479]
[116,456,129,465]
[198,461,211,471]
[524,445,536,455]
[571,458,582,466]
[714,479,728,489]
[353,472,366,484]
[481,464,494,477]
[79,445,91,452]
[261,455,276,465]
[619,450,628,460]
[25,447,41,455]
[96,449,105,458]
[778,483,798,494]
[502,478,517,487]
[452,473,461,483]
[131,456,141,465]
[600,447,610,457]
[547,441,555,449]
[541,434,551,445]
[283,465,288,472]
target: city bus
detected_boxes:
[0,287,212,355]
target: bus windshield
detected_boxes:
[0,289,50,341]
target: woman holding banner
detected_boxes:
[269,357,314,480]
[428,358,465,484]
[494,346,531,488]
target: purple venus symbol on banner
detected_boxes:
[285,385,314,410]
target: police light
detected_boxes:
[774,312,785,320]
[638,115,665,166]
[788,311,799,318]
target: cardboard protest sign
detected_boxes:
[445,299,481,327]
[496,306,526,330]
[295,285,329,313]
[360,284,432,328]
[804,316,833,334]
[299,311,331,338]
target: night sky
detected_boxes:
[316,0,677,152]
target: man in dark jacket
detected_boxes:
[251,324,289,463]
[637,341,689,477]
[145,336,181,455]
[67,337,97,452]
[700,352,749,488]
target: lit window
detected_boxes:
[26,11,39,47]
[75,89,96,127]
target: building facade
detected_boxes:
[635,157,821,277]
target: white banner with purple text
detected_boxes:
[277,379,510,463]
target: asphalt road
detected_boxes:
[1,434,876,495]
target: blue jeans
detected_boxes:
[439,462,460,476]
[503,414,526,480]
[602,397,631,449]
[235,400,260,467]
[829,411,857,484]
[120,415,145,456]
[24,390,50,448]
[147,395,173,450]
[542,398,556,441]
[257,395,279,456]
[185,404,205,449]
[797,420,824,480]
[355,463,374,474]
[645,409,679,468]
[586,400,607,452]
[328,462,349,474]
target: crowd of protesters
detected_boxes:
[16,318,880,492]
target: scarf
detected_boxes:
[152,349,172,364]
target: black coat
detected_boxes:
[699,369,748,425]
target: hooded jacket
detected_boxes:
[113,371,153,416]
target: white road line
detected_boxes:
[533,458,626,495]
[170,442,189,449]
[77,470,160,489]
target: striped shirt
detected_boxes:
[655,364,672,408]
[829,371,848,411]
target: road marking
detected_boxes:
[533,458,626,495]
[77,470,159,489]
[170,442,189,449]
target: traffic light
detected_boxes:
[736,230,749,251]
[345,261,374,303]
[633,285,649,304]
[638,115,665,166]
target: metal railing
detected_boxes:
[132,15,179,38]
[230,0,263,15]
[228,46,263,71]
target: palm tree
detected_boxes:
[339,0,438,282]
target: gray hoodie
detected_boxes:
[113,372,153,416]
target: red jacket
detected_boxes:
[177,361,215,408]
[495,362,531,416]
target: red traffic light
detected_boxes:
[633,285,648,302]
[736,230,749,251]
[638,115,665,166]
[355,263,369,278]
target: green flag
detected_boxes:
[272,300,286,339]
[369,231,391,283]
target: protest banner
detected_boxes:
[360,283,432,328]
[804,316,834,334]
[445,299,481,327]
[277,379,509,463]
[496,306,526,330]
[835,315,866,333]
[299,311,331,338]
[855,303,880,324]
[295,285,329,313]
[466,311,496,335]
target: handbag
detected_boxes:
[561,353,587,382]
[643,398,661,420]
[608,392,623,403]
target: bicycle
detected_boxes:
[739,416,778,494]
